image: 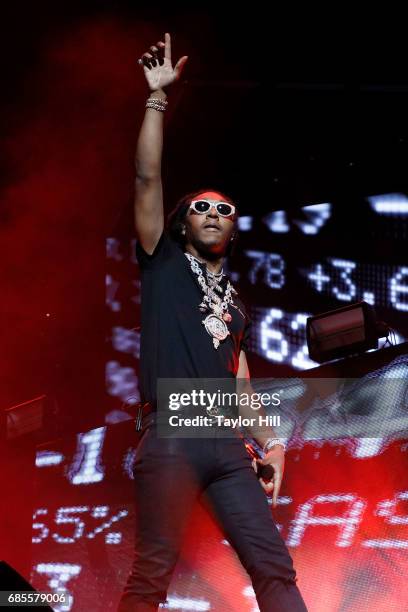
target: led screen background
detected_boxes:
[31,345,408,611]
[105,194,408,415]
[97,196,408,611]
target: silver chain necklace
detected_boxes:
[185,252,237,349]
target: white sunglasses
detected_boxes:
[189,199,236,218]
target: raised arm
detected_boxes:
[134,33,188,254]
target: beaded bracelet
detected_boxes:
[146,97,168,112]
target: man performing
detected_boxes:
[118,33,308,612]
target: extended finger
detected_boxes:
[164,32,171,60]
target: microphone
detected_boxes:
[244,442,275,481]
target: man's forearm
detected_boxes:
[236,380,280,448]
[135,88,167,180]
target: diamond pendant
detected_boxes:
[202,313,230,349]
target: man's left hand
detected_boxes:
[252,446,285,508]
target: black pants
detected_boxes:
[118,421,308,612]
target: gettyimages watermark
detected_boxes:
[168,388,281,431]
[156,378,282,438]
[155,376,408,441]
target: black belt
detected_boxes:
[135,402,156,432]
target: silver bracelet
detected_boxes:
[147,97,168,105]
[146,105,167,112]
[263,437,286,453]
[146,97,168,112]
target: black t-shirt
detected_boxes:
[136,231,251,406]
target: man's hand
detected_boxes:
[252,446,285,508]
[138,33,188,93]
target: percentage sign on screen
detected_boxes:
[86,505,129,544]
